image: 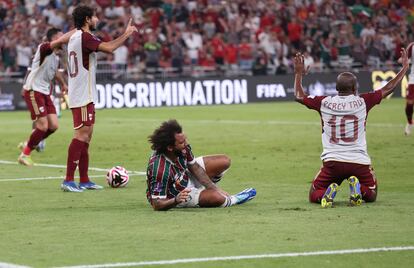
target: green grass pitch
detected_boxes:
[0,99,413,267]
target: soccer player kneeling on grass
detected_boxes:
[293,49,409,208]
[146,119,256,211]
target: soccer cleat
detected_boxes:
[78,181,104,190]
[321,183,338,208]
[348,176,362,206]
[61,180,83,192]
[36,139,46,152]
[18,141,44,152]
[17,141,27,151]
[17,153,34,167]
[234,188,256,205]
[405,123,413,136]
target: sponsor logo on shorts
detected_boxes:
[39,106,45,112]
[368,185,377,190]
[89,113,93,121]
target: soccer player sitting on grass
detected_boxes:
[146,119,256,211]
[293,48,409,208]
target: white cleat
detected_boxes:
[405,123,413,136]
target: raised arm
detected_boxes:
[98,18,137,54]
[50,29,76,50]
[379,48,409,99]
[293,52,308,104]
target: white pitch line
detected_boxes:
[53,246,414,268]
[0,160,145,175]
[101,118,404,128]
[0,262,31,268]
[0,173,143,182]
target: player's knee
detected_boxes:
[199,190,226,207]
[49,123,58,132]
[222,155,231,170]
[35,119,48,131]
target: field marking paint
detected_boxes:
[0,262,31,268]
[0,160,146,182]
[0,173,143,182]
[54,246,414,268]
[102,118,404,128]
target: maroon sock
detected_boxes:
[309,189,326,203]
[65,139,85,181]
[405,104,413,124]
[361,185,377,202]
[43,129,56,140]
[79,142,90,183]
[27,128,47,153]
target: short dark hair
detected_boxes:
[149,119,182,154]
[72,5,94,29]
[336,72,357,92]
[46,28,61,41]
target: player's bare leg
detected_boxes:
[202,154,231,183]
[405,99,413,135]
[198,189,227,207]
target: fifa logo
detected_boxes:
[372,71,408,98]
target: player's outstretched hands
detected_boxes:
[125,18,138,36]
[294,52,310,75]
[175,188,192,204]
[400,48,409,69]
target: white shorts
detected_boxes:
[176,157,205,208]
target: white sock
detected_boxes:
[220,195,238,207]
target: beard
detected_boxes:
[89,23,96,31]
[173,148,184,158]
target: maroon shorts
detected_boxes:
[407,84,414,100]
[71,102,95,129]
[23,90,56,120]
[312,161,377,191]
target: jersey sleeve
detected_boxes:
[360,90,382,112]
[302,95,325,111]
[39,43,53,65]
[147,158,168,199]
[184,144,195,165]
[81,32,102,53]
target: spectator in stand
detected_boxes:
[16,37,32,77]
[211,32,225,66]
[1,1,414,76]
[238,36,254,71]
[170,32,185,74]
[287,17,302,50]
[113,43,129,78]
[182,25,202,65]
[252,49,268,76]
[144,32,161,72]
[224,40,239,72]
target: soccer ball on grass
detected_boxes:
[106,166,129,188]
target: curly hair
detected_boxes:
[149,119,182,154]
[72,5,94,29]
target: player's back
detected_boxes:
[23,43,58,95]
[319,94,376,165]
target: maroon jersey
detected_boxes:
[302,91,382,165]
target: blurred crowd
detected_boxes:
[1,0,414,78]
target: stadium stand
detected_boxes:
[0,0,413,80]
